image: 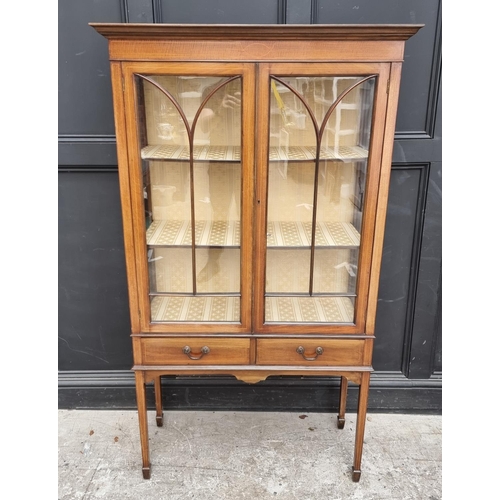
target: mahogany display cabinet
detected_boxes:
[90,22,422,481]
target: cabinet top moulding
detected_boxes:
[89,23,423,41]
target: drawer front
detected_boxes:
[256,339,365,366]
[140,338,251,365]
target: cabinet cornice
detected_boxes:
[90,23,423,42]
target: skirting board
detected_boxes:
[58,370,442,414]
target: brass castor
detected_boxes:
[352,467,361,482]
[156,414,164,427]
[337,416,345,429]
[142,466,151,479]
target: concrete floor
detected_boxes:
[58,410,442,499]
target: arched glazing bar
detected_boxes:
[270,75,376,296]
[137,74,241,296]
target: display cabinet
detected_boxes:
[91,23,422,481]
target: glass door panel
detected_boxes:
[265,75,375,324]
[137,74,242,323]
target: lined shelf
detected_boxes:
[265,296,354,323]
[267,221,360,248]
[269,145,368,161]
[149,295,354,323]
[146,220,241,247]
[142,144,241,161]
[141,144,368,162]
[146,219,360,248]
[150,295,240,322]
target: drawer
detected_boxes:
[140,338,251,365]
[256,339,365,366]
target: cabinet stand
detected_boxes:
[135,368,370,482]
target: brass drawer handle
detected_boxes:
[182,345,210,360]
[296,346,323,361]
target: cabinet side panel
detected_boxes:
[366,63,403,334]
[111,62,141,333]
[352,64,390,331]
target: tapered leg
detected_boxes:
[337,376,348,429]
[154,376,164,427]
[135,371,151,479]
[352,372,370,482]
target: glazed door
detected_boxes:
[122,63,255,333]
[255,63,390,334]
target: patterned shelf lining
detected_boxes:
[141,145,368,162]
[268,145,368,161]
[267,221,360,247]
[265,296,354,323]
[147,220,240,246]
[142,145,241,161]
[147,220,359,248]
[149,295,354,323]
[150,295,240,322]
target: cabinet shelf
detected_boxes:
[267,221,360,248]
[142,144,241,162]
[146,219,241,247]
[146,220,360,248]
[151,295,240,322]
[265,296,354,323]
[142,144,368,162]
[269,145,367,161]
[150,295,354,324]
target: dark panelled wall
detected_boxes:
[59,0,442,413]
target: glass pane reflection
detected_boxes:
[138,75,242,322]
[265,75,375,324]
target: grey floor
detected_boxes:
[58,410,442,500]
